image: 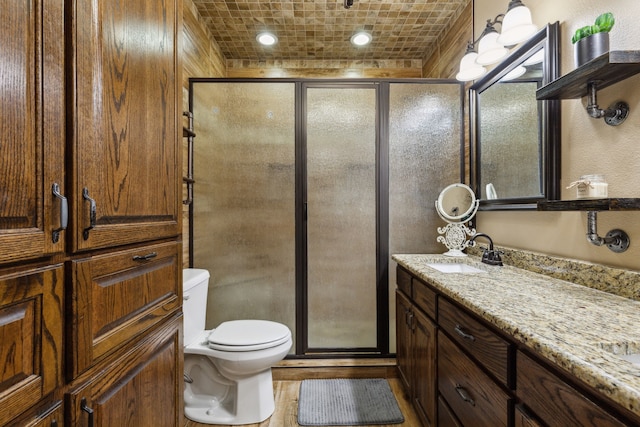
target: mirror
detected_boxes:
[470,22,560,210]
[435,183,479,257]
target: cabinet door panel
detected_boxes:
[0,0,65,263]
[67,316,183,427]
[438,331,511,427]
[517,351,626,427]
[413,308,436,427]
[70,0,181,252]
[439,298,512,387]
[0,265,63,426]
[395,290,412,393]
[68,241,181,378]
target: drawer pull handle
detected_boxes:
[82,188,96,240]
[81,398,94,427]
[133,252,158,261]
[455,385,476,406]
[454,324,475,341]
[52,183,68,243]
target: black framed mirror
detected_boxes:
[470,22,560,210]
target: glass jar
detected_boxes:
[574,174,608,199]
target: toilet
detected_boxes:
[182,268,292,425]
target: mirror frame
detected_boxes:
[470,22,560,210]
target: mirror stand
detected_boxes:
[435,183,479,257]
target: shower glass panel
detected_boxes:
[388,82,463,353]
[305,86,378,349]
[191,82,296,352]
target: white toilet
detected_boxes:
[182,268,292,425]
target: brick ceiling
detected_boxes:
[192,0,470,61]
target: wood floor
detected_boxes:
[183,359,421,427]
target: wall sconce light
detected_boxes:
[256,32,278,46]
[456,0,538,82]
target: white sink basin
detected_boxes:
[618,353,640,367]
[426,263,486,274]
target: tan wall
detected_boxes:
[474,0,640,270]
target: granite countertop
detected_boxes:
[392,253,640,418]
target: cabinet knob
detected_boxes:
[454,324,476,342]
[81,397,94,427]
[454,384,476,406]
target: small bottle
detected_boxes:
[573,174,608,199]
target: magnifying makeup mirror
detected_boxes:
[435,183,479,256]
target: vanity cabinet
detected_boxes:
[396,268,437,427]
[396,265,640,427]
[517,350,629,427]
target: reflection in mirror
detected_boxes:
[471,22,560,210]
[435,183,479,257]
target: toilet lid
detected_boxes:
[207,320,291,352]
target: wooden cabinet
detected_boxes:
[0,0,66,263]
[68,0,181,253]
[395,267,437,427]
[0,265,64,426]
[517,350,629,427]
[66,315,184,427]
[397,265,640,427]
[67,241,182,378]
[438,332,511,427]
[0,0,182,424]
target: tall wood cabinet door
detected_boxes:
[0,265,64,426]
[0,0,66,263]
[66,315,184,427]
[413,308,437,427]
[68,0,181,252]
[395,290,412,394]
[68,241,181,378]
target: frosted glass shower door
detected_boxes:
[305,85,378,350]
[191,82,296,351]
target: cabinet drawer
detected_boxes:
[0,265,64,426]
[438,332,511,427]
[412,277,436,319]
[517,351,627,427]
[438,297,512,386]
[397,267,412,296]
[68,241,182,378]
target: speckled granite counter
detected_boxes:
[392,253,640,419]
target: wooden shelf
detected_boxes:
[538,198,640,211]
[536,50,640,100]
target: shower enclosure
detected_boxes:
[190,79,463,357]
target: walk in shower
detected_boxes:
[189,79,463,357]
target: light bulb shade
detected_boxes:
[501,65,526,81]
[476,31,509,65]
[456,52,487,82]
[497,5,537,46]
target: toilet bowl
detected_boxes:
[182,269,292,425]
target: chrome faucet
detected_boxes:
[469,233,503,266]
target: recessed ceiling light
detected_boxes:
[350,31,372,46]
[256,32,278,46]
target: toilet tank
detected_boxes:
[183,268,210,346]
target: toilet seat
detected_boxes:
[207,320,291,352]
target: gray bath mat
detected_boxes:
[298,378,404,426]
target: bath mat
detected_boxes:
[297,378,404,426]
